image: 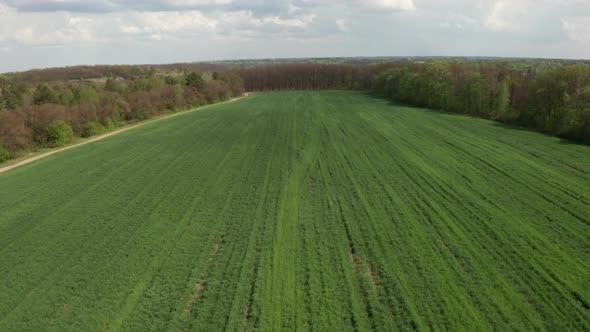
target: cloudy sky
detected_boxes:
[0,0,589,72]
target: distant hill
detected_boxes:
[9,63,230,82]
[6,56,589,82]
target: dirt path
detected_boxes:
[0,94,249,174]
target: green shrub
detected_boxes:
[82,121,106,137]
[46,120,73,147]
[105,118,115,132]
[0,145,10,163]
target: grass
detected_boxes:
[0,96,244,170]
[0,91,589,331]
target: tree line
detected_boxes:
[2,59,589,163]
[8,63,230,82]
[240,64,376,91]
[241,60,590,144]
[0,70,244,162]
[374,60,590,144]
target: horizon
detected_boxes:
[3,54,590,75]
[1,0,589,73]
[1,4,589,328]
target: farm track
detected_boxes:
[0,94,248,175]
[0,91,589,331]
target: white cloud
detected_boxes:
[216,9,315,36]
[262,14,315,28]
[0,4,100,45]
[359,0,415,11]
[219,10,264,29]
[0,0,589,72]
[132,11,217,34]
[562,16,590,43]
[1,5,310,46]
[336,19,348,32]
[120,25,142,34]
[485,0,527,32]
[437,13,478,31]
[168,0,233,5]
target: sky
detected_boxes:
[0,0,589,72]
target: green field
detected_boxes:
[1,91,589,331]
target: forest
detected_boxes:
[1,58,590,163]
[241,60,590,144]
[373,60,590,144]
[0,69,244,162]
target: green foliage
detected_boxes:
[105,118,116,132]
[201,71,214,82]
[77,86,99,104]
[1,64,245,159]
[163,84,184,112]
[164,75,178,85]
[217,70,245,96]
[374,60,590,143]
[0,80,26,109]
[104,78,121,92]
[33,84,58,105]
[0,145,10,163]
[493,78,511,120]
[58,88,75,105]
[46,120,73,147]
[185,72,205,90]
[147,75,165,91]
[0,92,588,331]
[81,121,106,137]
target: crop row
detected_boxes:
[0,91,588,330]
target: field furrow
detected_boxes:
[1,91,588,331]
